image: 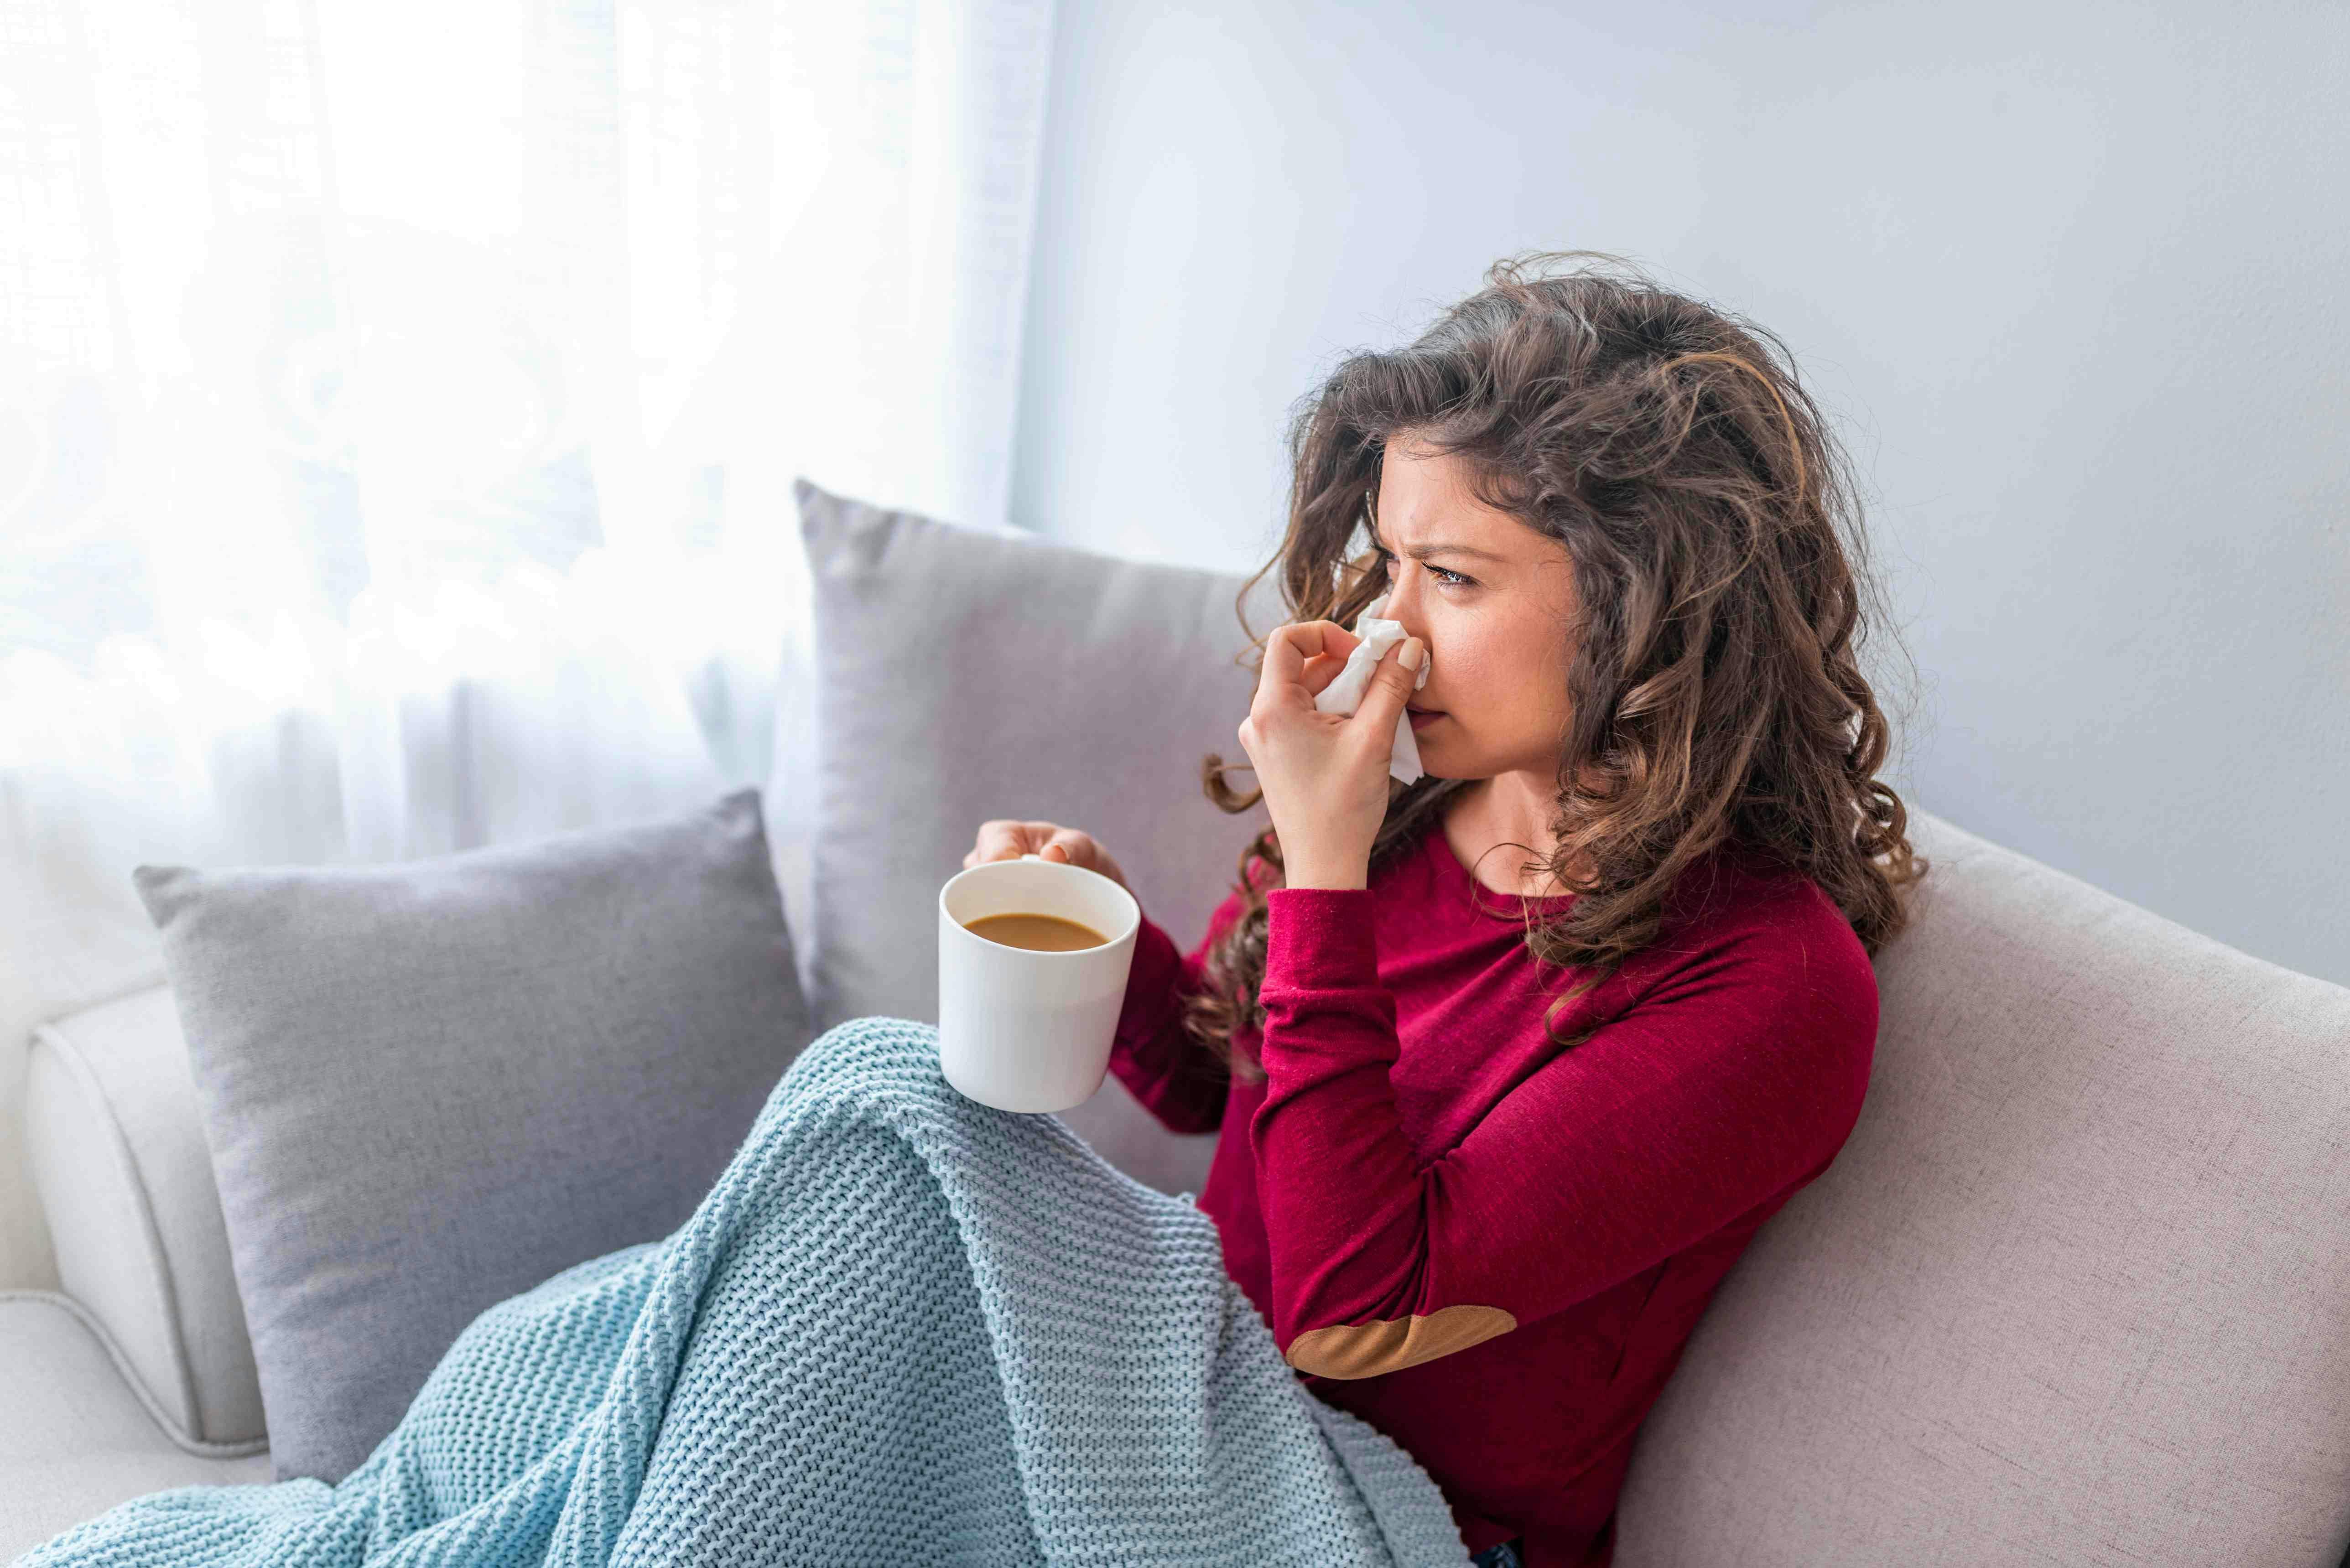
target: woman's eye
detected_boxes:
[1371,547,1472,590]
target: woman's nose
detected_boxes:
[1381,567,1430,645]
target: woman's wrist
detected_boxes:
[1272,831,1371,891]
[1280,861,1368,891]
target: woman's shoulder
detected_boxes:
[1652,840,1878,996]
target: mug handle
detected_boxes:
[1019,852,1041,861]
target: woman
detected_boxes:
[966,251,1923,1568]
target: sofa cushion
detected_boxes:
[26,986,263,1451]
[795,478,1274,1196]
[131,787,813,1484]
[0,1293,271,1563]
[1614,810,2350,1566]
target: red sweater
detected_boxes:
[1108,817,1878,1568]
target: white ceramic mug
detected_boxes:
[936,853,1141,1112]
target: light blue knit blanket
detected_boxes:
[23,1017,1473,1568]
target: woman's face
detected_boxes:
[1368,434,1580,781]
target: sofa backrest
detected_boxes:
[1614,810,2350,1566]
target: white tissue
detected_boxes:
[1312,594,1431,785]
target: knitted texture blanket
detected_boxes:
[23,1017,1474,1568]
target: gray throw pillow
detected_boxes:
[795,478,1274,1195]
[133,787,813,1483]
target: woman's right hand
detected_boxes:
[964,820,1130,890]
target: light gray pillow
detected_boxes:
[795,478,1275,1196]
[133,787,812,1483]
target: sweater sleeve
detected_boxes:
[1248,881,1878,1380]
[1105,888,1249,1136]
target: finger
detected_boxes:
[1260,621,1348,692]
[977,820,1048,862]
[1039,826,1094,866]
[1352,635,1423,742]
[1298,649,1351,700]
[1041,827,1125,886]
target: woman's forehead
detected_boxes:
[1377,441,1550,561]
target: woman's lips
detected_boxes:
[1406,706,1443,731]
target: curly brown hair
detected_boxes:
[1185,249,1924,1083]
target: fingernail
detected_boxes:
[1399,638,1425,671]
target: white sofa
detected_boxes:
[9,492,2350,1564]
[11,809,2350,1566]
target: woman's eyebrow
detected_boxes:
[1371,524,1509,566]
[1411,540,1510,565]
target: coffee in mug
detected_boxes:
[962,912,1108,952]
[936,853,1139,1112]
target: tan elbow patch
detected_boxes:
[1284,1303,1518,1379]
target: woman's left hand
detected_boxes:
[1235,620,1425,890]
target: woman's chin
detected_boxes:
[1408,727,1453,777]
[1406,726,1494,784]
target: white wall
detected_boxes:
[1009,0,2350,986]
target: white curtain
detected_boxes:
[0,0,1056,1282]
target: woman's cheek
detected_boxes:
[1430,638,1491,716]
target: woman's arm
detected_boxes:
[1106,888,1248,1136]
[1248,880,1878,1379]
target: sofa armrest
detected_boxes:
[26,986,264,1450]
[0,1291,268,1560]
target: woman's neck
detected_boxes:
[1441,771,1583,899]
